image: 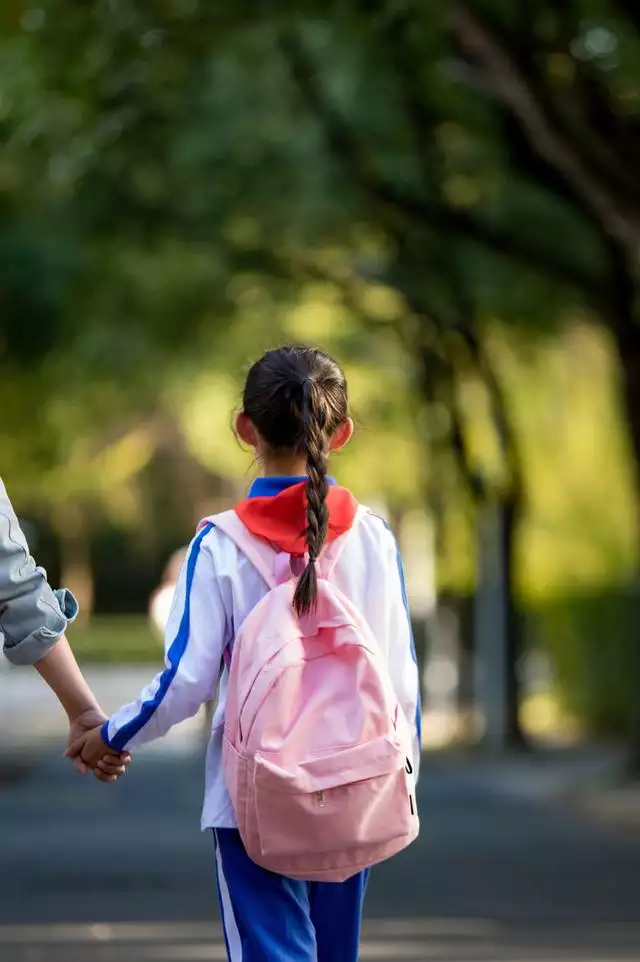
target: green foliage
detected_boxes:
[3,1,640,741]
[70,616,160,664]
[495,324,639,594]
[529,588,639,735]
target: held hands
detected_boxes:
[65,708,131,783]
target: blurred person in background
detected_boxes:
[0,478,129,781]
[69,346,421,962]
[149,545,217,729]
[149,546,188,638]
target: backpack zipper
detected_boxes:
[317,791,326,808]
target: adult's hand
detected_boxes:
[35,639,130,781]
[67,707,131,782]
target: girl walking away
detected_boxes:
[74,346,422,962]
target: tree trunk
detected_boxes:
[474,495,527,751]
[612,329,640,771]
[54,502,94,624]
[606,247,640,771]
[459,329,528,750]
[501,493,528,749]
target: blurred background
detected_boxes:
[1,2,640,960]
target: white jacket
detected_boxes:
[103,486,421,831]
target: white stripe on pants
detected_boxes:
[215,834,243,961]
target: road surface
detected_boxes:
[0,739,639,961]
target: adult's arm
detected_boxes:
[0,481,128,779]
[34,635,100,720]
[0,479,77,666]
[35,636,129,780]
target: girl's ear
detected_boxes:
[236,412,258,448]
[328,418,354,453]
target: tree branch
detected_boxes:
[273,235,516,510]
[457,324,524,498]
[402,279,523,500]
[451,3,640,254]
[278,24,611,304]
[445,6,640,220]
[407,325,485,505]
[381,7,620,322]
[367,222,524,503]
[523,3,640,206]
[280,243,484,501]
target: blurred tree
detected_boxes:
[3,1,640,755]
[268,2,640,755]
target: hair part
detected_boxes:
[242,346,348,615]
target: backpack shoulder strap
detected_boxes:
[198,511,278,590]
[200,502,370,589]
[318,504,369,579]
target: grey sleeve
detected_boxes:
[0,480,78,666]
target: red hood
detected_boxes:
[235,481,358,555]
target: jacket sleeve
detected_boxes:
[381,526,422,778]
[102,524,230,752]
[0,479,78,666]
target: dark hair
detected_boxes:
[242,346,349,615]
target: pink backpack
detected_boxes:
[202,508,419,882]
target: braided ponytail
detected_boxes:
[241,346,349,618]
[293,380,330,616]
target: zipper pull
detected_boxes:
[317,790,326,808]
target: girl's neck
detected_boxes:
[261,455,308,478]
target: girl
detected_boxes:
[74,346,421,962]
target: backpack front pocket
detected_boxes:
[252,736,414,859]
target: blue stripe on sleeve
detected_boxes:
[383,522,422,747]
[104,523,214,752]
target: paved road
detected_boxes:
[0,740,639,962]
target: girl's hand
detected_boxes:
[95,751,131,782]
[66,714,131,782]
[67,726,128,783]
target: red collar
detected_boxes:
[235,481,358,555]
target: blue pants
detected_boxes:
[214,829,369,961]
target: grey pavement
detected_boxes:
[1,666,640,960]
[1,741,639,961]
[0,664,205,756]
